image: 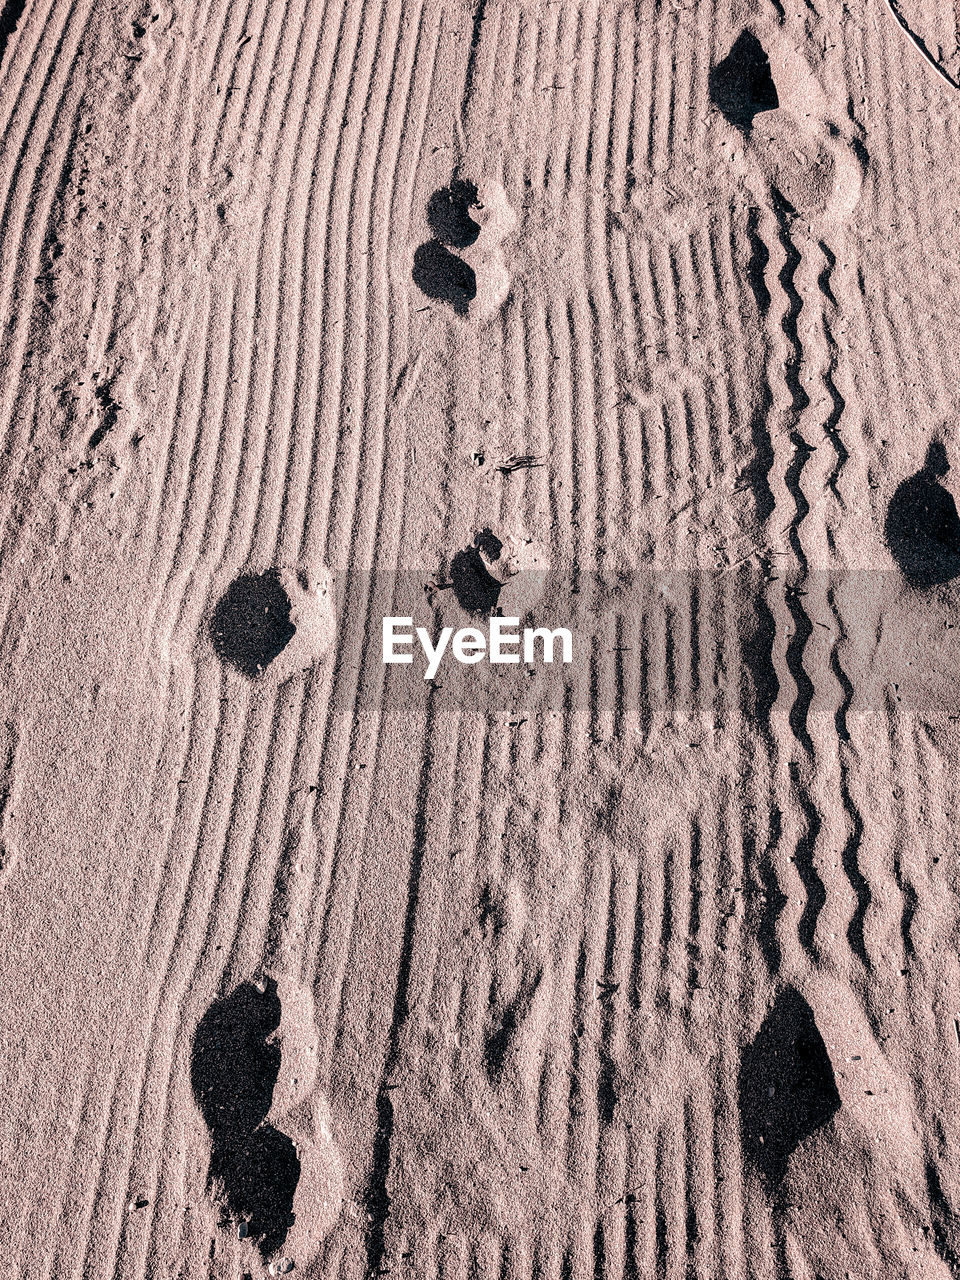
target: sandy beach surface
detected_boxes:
[2,0,960,1276]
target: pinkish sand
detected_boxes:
[1,1,960,1278]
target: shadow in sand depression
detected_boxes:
[191,979,300,1258]
[709,30,779,132]
[210,571,296,678]
[738,987,841,1190]
[886,440,960,587]
[449,529,504,614]
[426,178,481,249]
[412,240,477,316]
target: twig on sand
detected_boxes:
[497,455,544,474]
[883,0,960,90]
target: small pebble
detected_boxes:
[238,1221,249,1240]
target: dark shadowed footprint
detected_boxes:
[709,30,779,132]
[712,24,864,226]
[448,526,550,617]
[210,571,296,678]
[740,984,956,1276]
[209,565,335,682]
[426,179,481,248]
[738,987,840,1190]
[192,979,300,1258]
[886,441,960,588]
[414,178,480,316]
[412,240,477,316]
[450,529,504,614]
[413,177,515,317]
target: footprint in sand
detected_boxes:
[709,30,780,134]
[710,24,864,227]
[739,983,956,1277]
[192,977,342,1265]
[449,525,549,617]
[886,440,960,588]
[209,565,334,681]
[412,177,515,318]
[191,979,300,1258]
[738,987,841,1190]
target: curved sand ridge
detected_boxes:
[0,1,959,1279]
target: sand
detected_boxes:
[1,0,960,1276]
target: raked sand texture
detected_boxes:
[2,0,960,1277]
